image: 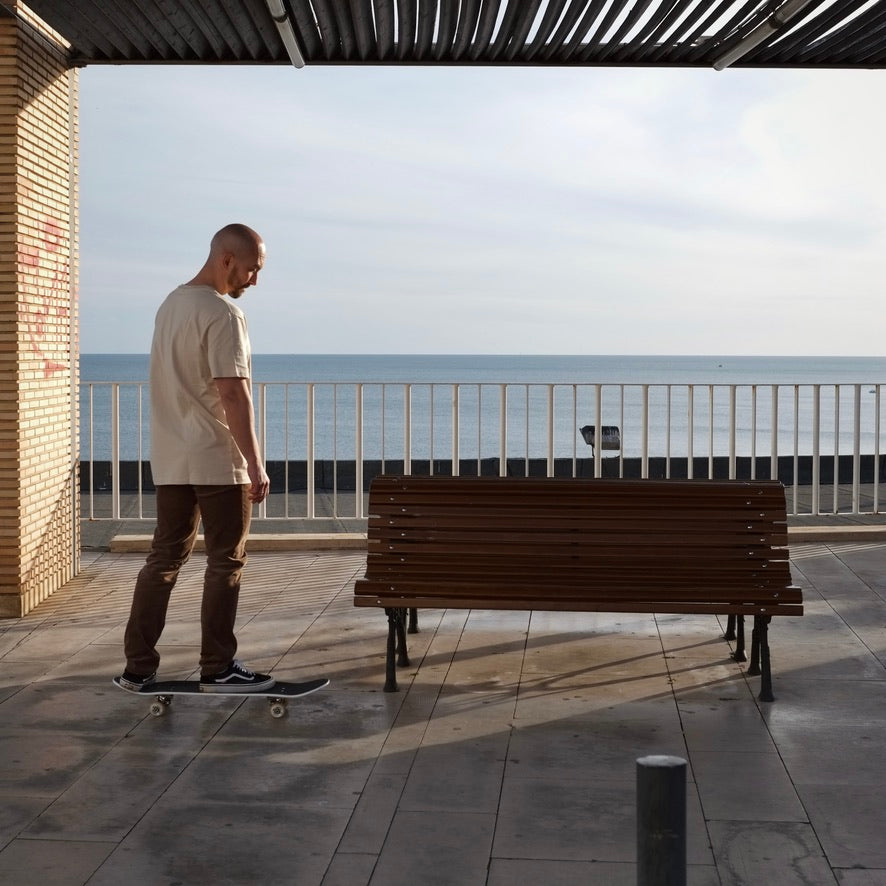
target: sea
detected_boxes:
[80,354,886,462]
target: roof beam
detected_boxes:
[265,0,305,67]
[712,0,820,70]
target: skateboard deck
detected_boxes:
[113,676,329,718]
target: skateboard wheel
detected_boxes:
[269,701,287,719]
[149,695,172,717]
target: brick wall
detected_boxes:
[0,3,79,617]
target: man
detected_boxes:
[118,223,274,693]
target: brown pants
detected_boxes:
[123,484,251,677]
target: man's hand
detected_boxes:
[215,376,269,504]
[247,461,270,504]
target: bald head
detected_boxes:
[190,223,266,297]
[210,223,263,258]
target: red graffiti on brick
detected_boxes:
[19,213,71,377]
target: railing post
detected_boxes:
[641,384,649,479]
[111,384,120,520]
[356,384,364,517]
[665,386,672,479]
[770,384,778,484]
[404,384,412,475]
[137,384,145,518]
[594,385,602,479]
[875,386,881,513]
[257,382,267,519]
[637,755,687,886]
[452,383,459,476]
[853,384,861,514]
[793,386,800,515]
[547,384,555,477]
[750,385,757,480]
[429,384,436,476]
[707,385,714,479]
[812,384,820,515]
[306,384,315,519]
[833,385,840,514]
[499,384,507,477]
[728,385,736,479]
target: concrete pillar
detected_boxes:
[0,2,79,616]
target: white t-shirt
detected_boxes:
[149,284,251,485]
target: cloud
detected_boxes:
[77,64,886,356]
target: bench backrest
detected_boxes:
[355,475,802,616]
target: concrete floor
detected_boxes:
[1,539,885,885]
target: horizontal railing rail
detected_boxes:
[80,380,883,521]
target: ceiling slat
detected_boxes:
[216,0,268,61]
[534,0,601,63]
[761,0,879,65]
[800,7,886,66]
[373,0,395,60]
[151,0,214,59]
[433,0,458,59]
[578,0,635,61]
[555,0,611,63]
[522,0,570,62]
[415,0,437,60]
[101,0,170,59]
[288,0,323,59]
[396,0,416,59]
[469,0,501,61]
[591,0,660,63]
[349,0,376,60]
[451,0,482,60]
[610,0,688,64]
[309,0,344,61]
[683,0,760,66]
[329,0,358,60]
[41,0,134,61]
[644,0,735,64]
[500,0,544,62]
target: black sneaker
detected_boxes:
[116,670,157,691]
[199,660,275,693]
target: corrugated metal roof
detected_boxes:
[7,0,886,69]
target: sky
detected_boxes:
[77,61,886,356]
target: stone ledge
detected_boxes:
[787,525,886,543]
[110,533,367,553]
[109,525,886,553]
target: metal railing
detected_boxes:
[81,380,884,520]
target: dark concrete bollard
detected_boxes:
[636,755,687,886]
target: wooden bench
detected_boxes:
[354,475,803,701]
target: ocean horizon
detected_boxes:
[82,353,886,385]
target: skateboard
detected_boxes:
[113,676,329,718]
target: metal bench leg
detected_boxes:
[395,607,411,667]
[748,618,762,677]
[724,613,737,641]
[756,616,774,702]
[732,614,747,663]
[384,608,408,692]
[408,607,419,634]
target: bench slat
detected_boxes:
[354,595,804,616]
[356,571,800,595]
